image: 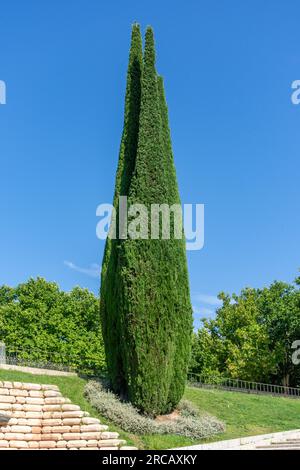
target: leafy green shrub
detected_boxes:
[85,381,225,439]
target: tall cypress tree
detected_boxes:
[101,25,192,415]
[100,24,143,394]
[117,27,192,415]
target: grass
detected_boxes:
[184,386,300,442]
[1,369,300,449]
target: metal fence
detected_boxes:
[187,372,300,399]
[5,349,75,373]
[0,343,103,376]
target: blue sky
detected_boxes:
[0,1,299,327]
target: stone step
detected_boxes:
[0,381,133,450]
[272,440,300,445]
[270,441,300,447]
[256,442,300,449]
[256,446,300,450]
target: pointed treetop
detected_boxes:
[131,22,141,36]
[129,23,142,59]
[144,26,156,68]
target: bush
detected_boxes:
[85,381,225,439]
[177,399,200,418]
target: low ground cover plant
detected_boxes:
[85,380,225,439]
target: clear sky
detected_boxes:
[0,1,299,326]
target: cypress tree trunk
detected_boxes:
[101,25,193,416]
[100,24,143,394]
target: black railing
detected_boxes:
[2,346,103,376]
[5,350,74,372]
[187,373,300,399]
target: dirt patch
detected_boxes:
[155,409,180,423]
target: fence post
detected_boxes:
[0,342,6,365]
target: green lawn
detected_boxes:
[1,369,300,449]
[184,387,300,443]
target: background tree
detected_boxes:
[257,281,300,386]
[190,276,300,386]
[101,26,193,416]
[189,328,222,378]
[0,277,105,373]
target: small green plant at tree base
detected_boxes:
[84,381,225,439]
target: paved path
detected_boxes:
[173,429,300,450]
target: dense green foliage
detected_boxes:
[156,75,193,409]
[101,25,192,415]
[190,275,300,386]
[100,23,143,393]
[0,277,105,373]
